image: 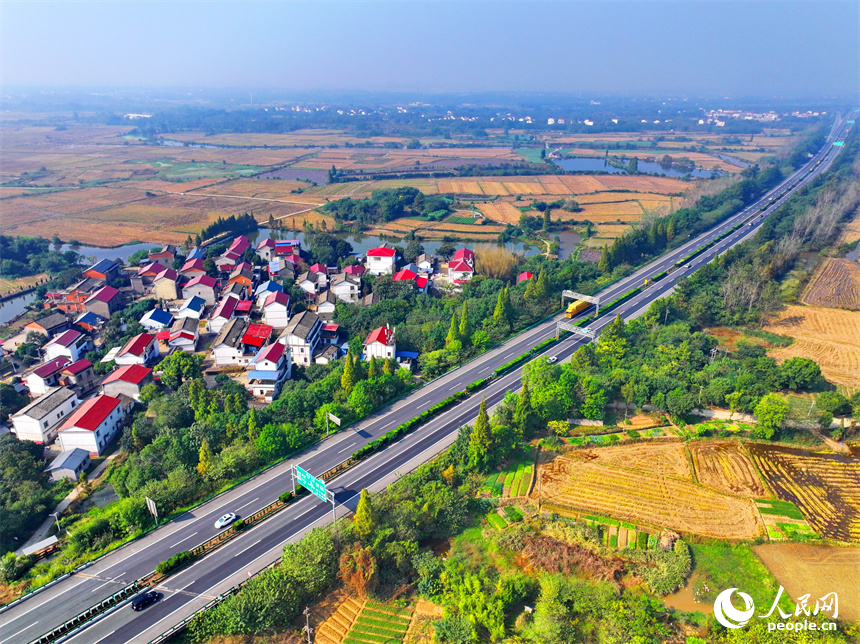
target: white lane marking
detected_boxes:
[132,584,221,643]
[0,621,39,644]
[338,445,354,454]
[234,497,259,513]
[6,577,90,614]
[90,578,123,593]
[232,539,262,558]
[168,532,198,549]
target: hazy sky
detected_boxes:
[2,1,858,97]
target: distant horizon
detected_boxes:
[2,2,857,100]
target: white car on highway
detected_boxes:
[214,513,237,529]
[546,356,558,364]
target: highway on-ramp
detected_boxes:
[1,113,851,644]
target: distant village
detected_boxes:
[2,234,492,480]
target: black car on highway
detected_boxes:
[131,590,160,611]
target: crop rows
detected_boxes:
[345,602,413,644]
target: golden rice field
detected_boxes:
[765,305,860,387]
[477,202,522,224]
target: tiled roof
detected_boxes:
[365,326,393,346]
[393,269,417,281]
[139,262,166,277]
[46,329,82,348]
[366,247,396,258]
[448,259,474,273]
[171,316,199,335]
[27,312,69,331]
[60,395,121,432]
[102,364,152,385]
[282,254,301,264]
[118,333,155,357]
[308,263,327,274]
[85,259,117,275]
[62,359,92,375]
[32,357,71,378]
[212,297,238,319]
[264,291,289,307]
[180,258,205,273]
[517,271,534,282]
[186,274,218,288]
[283,310,321,340]
[14,387,77,420]
[453,248,475,262]
[257,238,276,249]
[252,342,284,364]
[213,318,247,348]
[154,268,178,282]
[343,264,366,276]
[86,285,120,304]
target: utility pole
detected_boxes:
[49,512,61,535]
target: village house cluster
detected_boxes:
[6,234,478,477]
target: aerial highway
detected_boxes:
[1,112,851,644]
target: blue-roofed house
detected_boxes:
[140,308,174,331]
[254,280,283,307]
[396,350,419,370]
[175,296,206,320]
[83,259,119,281]
[244,342,291,402]
[186,247,205,261]
[75,311,104,332]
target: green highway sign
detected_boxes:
[296,465,327,502]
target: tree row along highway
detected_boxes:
[1,113,851,644]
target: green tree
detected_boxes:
[816,391,851,416]
[492,287,513,328]
[367,357,378,379]
[753,393,788,439]
[197,438,214,478]
[247,408,260,441]
[159,352,203,390]
[514,381,541,438]
[779,357,822,391]
[383,357,396,375]
[445,310,459,347]
[341,350,357,392]
[597,248,611,274]
[353,489,376,541]
[458,303,470,344]
[468,397,493,471]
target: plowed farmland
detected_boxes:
[801,259,860,310]
[477,202,522,224]
[689,442,766,498]
[748,444,860,542]
[764,305,860,387]
[583,442,692,479]
[532,449,763,539]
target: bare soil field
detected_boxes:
[533,448,763,539]
[753,544,860,621]
[764,305,860,387]
[838,207,860,245]
[689,442,766,498]
[748,444,860,542]
[801,259,860,310]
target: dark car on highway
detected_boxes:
[131,590,160,611]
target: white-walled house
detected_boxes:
[11,387,80,444]
[208,297,237,334]
[254,281,283,308]
[140,308,174,331]
[176,296,206,320]
[365,247,397,276]
[26,357,71,396]
[168,316,199,353]
[211,318,251,367]
[43,330,91,363]
[262,291,290,328]
[58,394,126,456]
[245,342,292,402]
[278,310,322,366]
[115,333,158,366]
[330,273,361,303]
[363,325,396,361]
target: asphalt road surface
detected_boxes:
[1,112,851,644]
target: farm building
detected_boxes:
[84,285,124,319]
[244,342,292,402]
[140,308,174,331]
[262,291,290,328]
[278,310,322,366]
[208,297,238,334]
[182,275,219,306]
[168,316,200,352]
[175,296,206,319]
[211,318,251,366]
[179,258,206,279]
[26,357,71,396]
[59,359,97,396]
[152,268,180,301]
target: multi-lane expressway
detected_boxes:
[1,112,851,644]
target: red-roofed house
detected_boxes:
[228,263,254,289]
[26,357,72,395]
[415,275,429,293]
[179,258,206,279]
[244,342,292,402]
[44,330,91,363]
[343,264,366,277]
[59,359,97,396]
[274,240,301,257]
[102,364,153,401]
[84,285,124,318]
[234,299,253,319]
[115,333,158,366]
[148,245,177,263]
[263,291,290,328]
[517,271,534,283]
[58,395,127,455]
[448,259,474,284]
[182,274,219,305]
[308,263,327,276]
[168,316,200,352]
[229,235,251,256]
[365,247,398,275]
[452,248,475,266]
[208,297,238,334]
[363,325,396,361]
[256,238,276,261]
[153,268,180,300]
[242,323,273,349]
[392,268,429,293]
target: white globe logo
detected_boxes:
[714,588,755,629]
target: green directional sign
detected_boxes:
[296,465,327,502]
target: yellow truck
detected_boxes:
[564,300,590,318]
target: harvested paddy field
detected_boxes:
[533,447,763,539]
[764,305,860,387]
[753,544,860,621]
[476,202,522,224]
[801,258,860,310]
[748,444,860,542]
[689,442,766,498]
[583,442,692,479]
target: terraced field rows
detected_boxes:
[345,600,414,644]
